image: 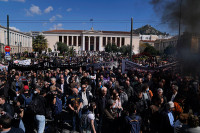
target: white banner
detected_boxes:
[14,59,31,66]
[86,61,118,70]
[0,64,8,71]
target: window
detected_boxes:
[78,36,81,46]
[112,37,115,44]
[73,36,77,46]
[121,38,125,46]
[107,37,111,44]
[64,36,67,44]
[59,36,62,42]
[96,37,99,51]
[103,37,106,46]
[69,36,72,46]
[85,36,88,51]
[117,37,120,47]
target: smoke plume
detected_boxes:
[151,0,200,76]
[151,0,200,33]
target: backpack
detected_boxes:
[21,93,33,109]
[81,111,91,130]
[125,116,140,133]
[54,97,62,115]
[29,96,40,114]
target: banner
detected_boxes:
[122,59,177,73]
[86,61,118,70]
[0,64,8,71]
[14,59,31,66]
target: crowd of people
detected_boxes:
[0,53,199,133]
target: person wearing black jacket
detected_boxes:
[0,114,24,133]
[96,87,110,133]
[0,96,14,117]
[32,87,46,133]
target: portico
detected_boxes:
[42,28,140,54]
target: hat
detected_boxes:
[24,85,29,91]
[167,101,174,109]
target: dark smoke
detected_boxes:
[151,0,200,76]
[151,0,200,33]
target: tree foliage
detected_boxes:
[143,44,159,56]
[48,48,52,52]
[105,43,119,53]
[119,45,131,56]
[32,35,48,54]
[164,45,176,55]
[56,42,68,54]
[68,47,76,56]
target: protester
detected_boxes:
[0,52,198,133]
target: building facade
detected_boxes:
[42,28,140,54]
[0,25,32,54]
[154,36,178,52]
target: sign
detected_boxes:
[4,46,11,52]
[5,55,11,61]
[5,52,10,56]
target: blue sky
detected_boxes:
[0,0,178,35]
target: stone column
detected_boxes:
[67,36,69,46]
[62,36,64,43]
[72,36,74,46]
[99,36,103,51]
[82,36,85,51]
[76,36,78,46]
[94,36,96,51]
[120,37,121,47]
[88,36,90,51]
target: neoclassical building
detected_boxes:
[42,28,140,54]
[0,25,32,53]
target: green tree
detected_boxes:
[119,45,131,56]
[68,47,76,56]
[48,48,52,52]
[164,45,176,55]
[105,43,119,53]
[32,35,48,54]
[105,43,112,52]
[143,44,159,55]
[56,42,68,54]
[111,43,118,53]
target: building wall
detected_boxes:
[0,26,32,54]
[43,31,140,54]
[154,37,178,52]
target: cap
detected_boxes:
[24,85,29,91]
